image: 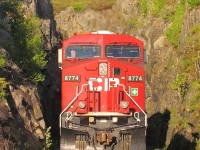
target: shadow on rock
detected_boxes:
[146,109,170,150]
[167,133,197,150]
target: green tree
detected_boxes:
[16,17,47,83]
[3,0,48,83]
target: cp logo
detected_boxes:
[88,78,120,91]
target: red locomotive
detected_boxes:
[58,31,147,150]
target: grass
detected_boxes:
[51,0,116,14]
[138,0,148,14]
[127,17,142,29]
[165,3,186,47]
[151,0,166,16]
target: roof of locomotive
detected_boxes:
[62,32,143,47]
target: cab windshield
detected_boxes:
[105,45,140,58]
[66,45,101,58]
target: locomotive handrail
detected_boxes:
[118,84,147,127]
[59,84,88,135]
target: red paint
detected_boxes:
[61,33,145,114]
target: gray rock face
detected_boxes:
[9,84,45,139]
[28,0,53,19]
[27,0,58,51]
[180,8,200,44]
[0,29,13,49]
[0,47,46,140]
[53,0,142,39]
[37,0,53,19]
[55,5,126,39]
[0,0,55,147]
[0,102,10,121]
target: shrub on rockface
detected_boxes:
[165,3,186,47]
[12,17,47,83]
[0,56,8,101]
[187,0,200,7]
[165,0,200,47]
[2,0,47,83]
[138,0,148,14]
[0,56,5,69]
[151,0,166,16]
[43,127,52,150]
[167,22,200,148]
[138,0,200,47]
[0,78,8,101]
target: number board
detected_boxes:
[64,75,80,82]
[128,76,143,82]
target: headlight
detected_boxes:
[99,63,107,76]
[120,101,129,109]
[79,102,86,109]
[112,117,118,123]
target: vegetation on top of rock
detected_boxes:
[167,21,200,148]
[187,0,200,7]
[170,72,188,100]
[164,0,199,47]
[1,0,47,83]
[165,2,186,47]
[138,0,148,14]
[136,0,200,148]
[52,0,116,14]
[151,0,166,16]
[138,0,173,17]
[138,0,200,47]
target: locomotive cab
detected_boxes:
[59,31,147,150]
